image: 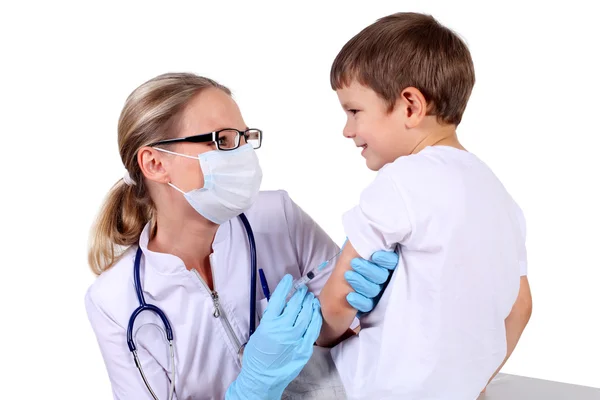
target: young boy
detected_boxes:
[317,12,532,399]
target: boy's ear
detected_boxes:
[397,87,428,128]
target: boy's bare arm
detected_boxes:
[483,276,532,391]
[316,241,361,347]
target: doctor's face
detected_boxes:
[162,88,249,193]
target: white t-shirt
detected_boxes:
[85,191,345,400]
[331,146,526,400]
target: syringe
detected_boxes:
[286,247,343,301]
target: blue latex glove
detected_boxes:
[226,274,322,400]
[344,250,399,314]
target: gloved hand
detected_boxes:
[226,274,322,400]
[344,248,399,315]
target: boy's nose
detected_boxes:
[343,122,355,139]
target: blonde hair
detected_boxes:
[88,72,231,275]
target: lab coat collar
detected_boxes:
[138,219,231,295]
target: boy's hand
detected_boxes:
[344,250,399,314]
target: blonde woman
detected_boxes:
[85,72,398,400]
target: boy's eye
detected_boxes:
[348,109,360,115]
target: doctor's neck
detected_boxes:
[148,211,218,273]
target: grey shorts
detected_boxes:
[282,346,347,400]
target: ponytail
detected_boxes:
[88,179,152,275]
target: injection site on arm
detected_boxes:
[286,246,344,301]
[316,171,411,347]
[316,240,363,347]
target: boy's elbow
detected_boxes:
[522,292,532,322]
[513,276,533,323]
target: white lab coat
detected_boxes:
[85,190,346,400]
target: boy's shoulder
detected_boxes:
[377,145,480,187]
[386,145,477,170]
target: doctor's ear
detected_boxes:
[138,147,171,184]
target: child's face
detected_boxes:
[336,80,414,171]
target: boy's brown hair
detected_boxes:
[331,12,475,126]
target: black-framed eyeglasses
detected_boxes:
[149,128,262,151]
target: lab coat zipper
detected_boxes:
[191,268,243,355]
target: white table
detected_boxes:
[478,373,600,399]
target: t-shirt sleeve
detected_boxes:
[342,171,412,260]
[514,203,528,276]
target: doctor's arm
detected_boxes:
[85,292,175,400]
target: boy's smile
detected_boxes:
[336,80,462,170]
[336,80,413,171]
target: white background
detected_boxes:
[1,0,599,397]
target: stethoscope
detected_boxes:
[126,213,258,400]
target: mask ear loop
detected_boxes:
[154,147,200,160]
[154,147,199,197]
[168,182,186,195]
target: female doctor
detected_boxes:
[85,72,397,400]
